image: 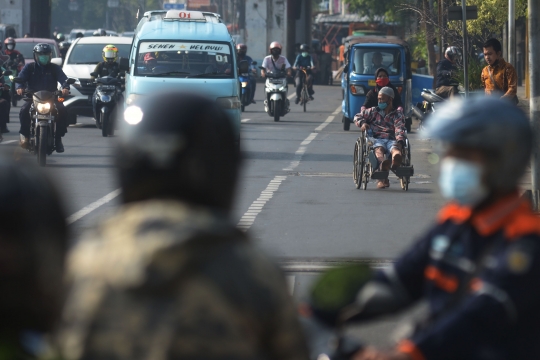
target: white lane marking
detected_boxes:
[314,115,335,131]
[237,175,287,231]
[0,140,17,145]
[286,275,296,295]
[287,93,296,100]
[283,132,318,171]
[241,119,251,123]
[66,189,121,225]
[68,123,84,128]
[332,105,342,115]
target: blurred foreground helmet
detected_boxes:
[118,93,241,210]
[0,157,67,333]
[425,96,532,191]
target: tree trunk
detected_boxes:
[422,0,437,84]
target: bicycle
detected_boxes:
[299,67,310,112]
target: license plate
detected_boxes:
[368,79,376,86]
[37,115,51,120]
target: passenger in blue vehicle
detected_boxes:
[314,97,540,360]
[361,68,403,113]
[293,44,315,104]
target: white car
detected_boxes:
[62,36,132,123]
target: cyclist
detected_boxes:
[293,43,315,104]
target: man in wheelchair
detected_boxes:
[353,86,406,189]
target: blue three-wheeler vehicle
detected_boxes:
[341,36,413,132]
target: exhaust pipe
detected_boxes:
[411,104,424,120]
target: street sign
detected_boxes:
[448,6,478,21]
[164,3,186,10]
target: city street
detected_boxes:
[2,84,443,346]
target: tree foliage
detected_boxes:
[344,0,402,22]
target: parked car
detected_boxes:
[62,36,132,124]
[13,38,62,66]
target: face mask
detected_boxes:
[37,55,50,65]
[376,78,389,87]
[378,102,388,110]
[271,49,280,56]
[438,157,488,206]
[302,52,309,57]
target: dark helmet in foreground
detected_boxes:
[425,96,532,191]
[118,92,241,211]
[33,43,53,66]
[0,157,67,333]
[4,37,16,51]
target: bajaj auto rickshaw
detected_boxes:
[341,36,412,132]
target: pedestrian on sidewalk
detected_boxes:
[56,92,310,360]
[481,38,518,104]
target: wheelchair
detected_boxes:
[353,130,414,191]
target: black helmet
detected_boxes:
[56,33,65,42]
[59,41,71,51]
[425,96,532,191]
[300,44,309,51]
[117,92,241,211]
[75,32,84,38]
[236,43,247,51]
[4,37,15,51]
[33,43,53,65]
[93,29,107,37]
[0,157,67,333]
[445,46,461,62]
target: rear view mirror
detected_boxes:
[343,64,349,73]
[118,57,129,72]
[66,78,76,85]
[89,72,98,77]
[51,57,63,66]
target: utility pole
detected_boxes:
[529,0,540,211]
[461,0,469,96]
[508,0,515,65]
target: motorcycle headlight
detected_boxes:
[100,94,112,102]
[36,102,51,114]
[279,86,286,91]
[241,81,248,87]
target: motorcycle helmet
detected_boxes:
[445,46,461,63]
[4,37,15,51]
[93,29,107,37]
[102,44,118,63]
[33,43,53,66]
[58,41,71,51]
[425,96,532,191]
[269,41,282,56]
[236,43,247,57]
[56,33,65,42]
[299,44,309,52]
[118,92,240,211]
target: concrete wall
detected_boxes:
[0,0,24,37]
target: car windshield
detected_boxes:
[16,42,59,59]
[353,48,402,76]
[135,41,233,78]
[67,43,131,64]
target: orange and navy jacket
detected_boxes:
[481,58,517,101]
[378,193,540,360]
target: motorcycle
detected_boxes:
[13,77,76,166]
[410,89,445,129]
[238,60,256,112]
[5,60,21,107]
[90,72,124,137]
[260,65,290,122]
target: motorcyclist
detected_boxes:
[56,92,310,360]
[293,43,315,104]
[313,97,540,360]
[435,46,460,99]
[261,41,292,78]
[361,67,403,112]
[3,37,25,72]
[16,43,71,153]
[0,156,68,359]
[236,43,257,104]
[90,44,123,123]
[58,40,71,60]
[56,33,65,43]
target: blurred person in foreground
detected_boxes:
[56,92,310,360]
[0,157,68,358]
[311,97,540,360]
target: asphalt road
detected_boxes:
[2,84,444,349]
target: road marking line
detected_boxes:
[314,115,335,131]
[332,105,342,115]
[287,93,296,100]
[66,189,121,225]
[0,140,17,145]
[283,132,318,171]
[301,132,317,145]
[237,175,287,231]
[241,119,251,123]
[68,123,84,128]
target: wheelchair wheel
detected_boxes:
[353,139,363,189]
[361,136,369,190]
[400,177,409,191]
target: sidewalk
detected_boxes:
[517,85,529,115]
